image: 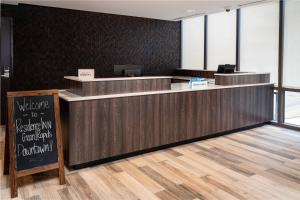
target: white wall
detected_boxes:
[181,16,204,70]
[240,1,279,84]
[283,0,300,87]
[207,11,236,70]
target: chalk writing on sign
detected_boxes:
[14,95,58,171]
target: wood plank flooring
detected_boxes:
[1,125,300,200]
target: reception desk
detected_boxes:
[59,75,273,167]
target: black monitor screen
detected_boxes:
[217,64,235,74]
[114,65,144,77]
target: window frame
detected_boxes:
[179,0,300,131]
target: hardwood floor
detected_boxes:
[1,125,300,200]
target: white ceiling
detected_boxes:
[2,0,266,20]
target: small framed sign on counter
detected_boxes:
[4,89,65,198]
[78,69,95,80]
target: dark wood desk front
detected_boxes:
[60,83,273,167]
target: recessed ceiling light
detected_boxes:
[186,9,196,13]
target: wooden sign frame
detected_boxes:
[5,89,65,198]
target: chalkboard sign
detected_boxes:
[14,95,58,171]
[5,90,65,198]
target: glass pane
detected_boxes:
[207,11,236,70]
[181,16,204,70]
[273,90,278,121]
[283,0,300,87]
[285,91,300,126]
[240,1,279,84]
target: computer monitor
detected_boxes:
[114,65,144,77]
[217,64,235,74]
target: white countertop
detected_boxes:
[59,82,273,102]
[176,69,217,72]
[172,76,193,80]
[64,76,173,82]
[65,73,269,83]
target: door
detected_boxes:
[1,17,13,125]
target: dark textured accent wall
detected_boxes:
[1,4,16,17]
[2,4,181,90]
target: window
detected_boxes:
[283,1,300,127]
[207,11,236,70]
[181,16,204,69]
[285,91,300,126]
[283,0,300,88]
[240,1,279,84]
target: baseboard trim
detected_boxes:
[269,121,300,132]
